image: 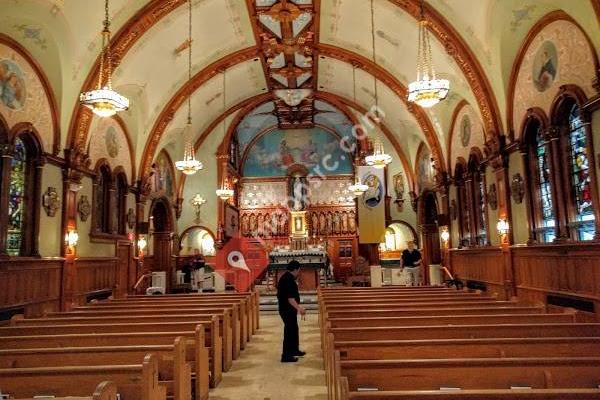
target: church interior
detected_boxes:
[1,0,600,398]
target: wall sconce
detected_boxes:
[137,236,147,254]
[440,226,450,243]
[64,229,79,252]
[497,218,510,236]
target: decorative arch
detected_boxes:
[446,99,469,172]
[386,219,419,247]
[149,196,174,233]
[0,33,60,154]
[507,10,600,139]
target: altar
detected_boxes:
[268,248,328,290]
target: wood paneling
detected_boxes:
[512,244,600,316]
[74,257,118,304]
[449,247,505,297]
[0,258,62,317]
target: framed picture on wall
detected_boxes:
[224,204,240,239]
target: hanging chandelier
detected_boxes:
[216,178,234,201]
[407,0,449,108]
[79,0,129,117]
[365,136,393,168]
[366,0,392,168]
[176,0,203,175]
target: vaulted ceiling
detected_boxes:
[2,0,599,182]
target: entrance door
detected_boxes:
[150,198,174,292]
[418,191,441,285]
[116,240,132,297]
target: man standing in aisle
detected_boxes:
[402,241,422,286]
[277,260,307,362]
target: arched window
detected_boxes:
[454,162,470,247]
[567,103,594,240]
[468,154,488,246]
[5,132,42,256]
[94,165,112,234]
[115,173,128,235]
[7,137,27,255]
[523,116,556,243]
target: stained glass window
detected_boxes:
[568,104,595,240]
[476,177,487,245]
[7,138,26,255]
[535,126,555,242]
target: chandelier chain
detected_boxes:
[187,0,192,125]
[370,0,378,109]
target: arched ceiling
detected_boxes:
[2,0,599,185]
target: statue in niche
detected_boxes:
[283,216,289,235]
[325,213,332,235]
[249,214,257,235]
[349,211,356,233]
[333,213,340,234]
[311,212,319,236]
[257,214,264,236]
[319,213,326,235]
[341,212,348,233]
[241,215,249,236]
[290,175,308,210]
[264,213,271,237]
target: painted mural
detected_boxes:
[513,20,596,137]
[0,43,54,152]
[242,127,353,177]
[88,117,133,183]
[450,103,485,171]
[152,151,175,199]
[532,41,558,92]
[0,60,26,110]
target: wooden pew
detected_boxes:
[0,319,221,389]
[109,296,253,343]
[0,354,166,400]
[47,306,241,361]
[127,291,260,332]
[9,381,118,400]
[336,356,600,392]
[327,313,576,328]
[13,310,235,371]
[325,305,545,319]
[338,376,600,400]
[0,328,209,399]
[0,337,192,400]
[77,299,249,351]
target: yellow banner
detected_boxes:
[357,166,386,243]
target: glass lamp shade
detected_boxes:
[408,78,450,108]
[365,139,392,169]
[348,179,368,197]
[80,87,129,117]
[216,188,234,200]
[176,139,203,175]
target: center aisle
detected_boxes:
[209,313,327,400]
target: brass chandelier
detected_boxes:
[79,0,129,117]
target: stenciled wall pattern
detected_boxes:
[513,19,597,136]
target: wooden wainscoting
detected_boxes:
[512,243,600,320]
[0,258,63,318]
[74,257,118,305]
[449,247,506,298]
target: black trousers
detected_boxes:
[279,310,299,358]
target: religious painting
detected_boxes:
[242,127,353,177]
[361,172,383,209]
[152,151,175,199]
[0,59,26,110]
[392,172,404,201]
[224,204,239,239]
[460,114,471,148]
[532,41,558,92]
[105,126,119,158]
[416,146,433,190]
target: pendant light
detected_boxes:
[79,0,129,117]
[364,0,392,169]
[216,69,234,201]
[348,65,368,196]
[175,0,203,175]
[407,0,450,108]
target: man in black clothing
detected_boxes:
[401,241,422,286]
[277,260,307,362]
